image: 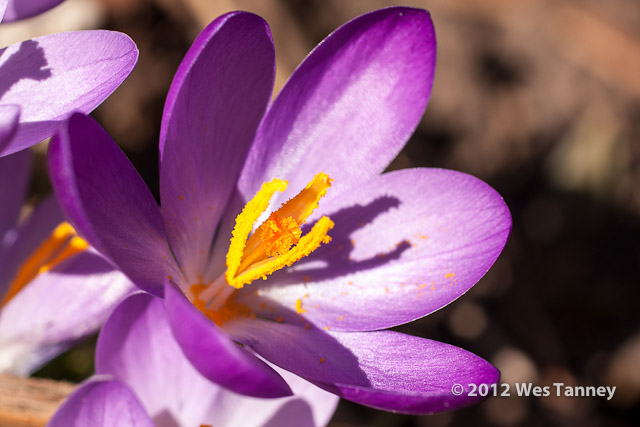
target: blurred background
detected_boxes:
[1,0,638,426]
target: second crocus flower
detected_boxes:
[0,0,139,373]
[0,150,135,375]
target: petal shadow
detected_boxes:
[261,195,409,287]
[0,40,51,99]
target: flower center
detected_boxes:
[226,172,334,288]
[189,173,334,325]
[1,222,88,307]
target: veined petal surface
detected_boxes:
[0,0,7,22]
[47,378,154,427]
[228,318,498,414]
[239,7,436,206]
[0,30,137,157]
[0,104,19,152]
[160,12,275,282]
[0,251,135,375]
[97,292,337,426]
[48,113,179,296]
[163,281,292,398]
[239,168,511,331]
[3,0,65,22]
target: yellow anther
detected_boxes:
[225,179,288,284]
[228,216,333,289]
[1,222,88,307]
[225,173,333,289]
[268,172,331,224]
[38,237,89,275]
[244,172,332,257]
[52,222,76,238]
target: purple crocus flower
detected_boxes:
[0,150,135,375]
[1,0,65,22]
[0,0,138,157]
[48,8,511,414]
[48,292,338,427]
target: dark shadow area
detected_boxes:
[235,310,372,388]
[153,409,180,427]
[263,396,317,427]
[53,251,116,276]
[0,40,51,99]
[260,196,410,287]
[33,334,97,382]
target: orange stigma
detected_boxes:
[186,173,334,326]
[225,172,334,289]
[1,222,88,307]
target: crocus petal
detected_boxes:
[0,148,30,249]
[2,0,64,22]
[163,281,292,398]
[47,378,154,427]
[159,12,275,282]
[0,0,7,22]
[229,319,498,414]
[0,104,19,152]
[0,195,63,298]
[98,292,337,426]
[48,113,180,295]
[97,292,215,426]
[238,7,436,205]
[258,369,338,427]
[240,168,511,331]
[0,30,137,157]
[0,251,135,375]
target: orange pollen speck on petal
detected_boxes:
[295,298,306,314]
[1,222,88,307]
[225,172,334,290]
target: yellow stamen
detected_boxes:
[243,172,332,259]
[225,179,288,285]
[37,237,89,275]
[225,173,333,289]
[1,222,88,307]
[228,216,333,289]
[190,173,333,327]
